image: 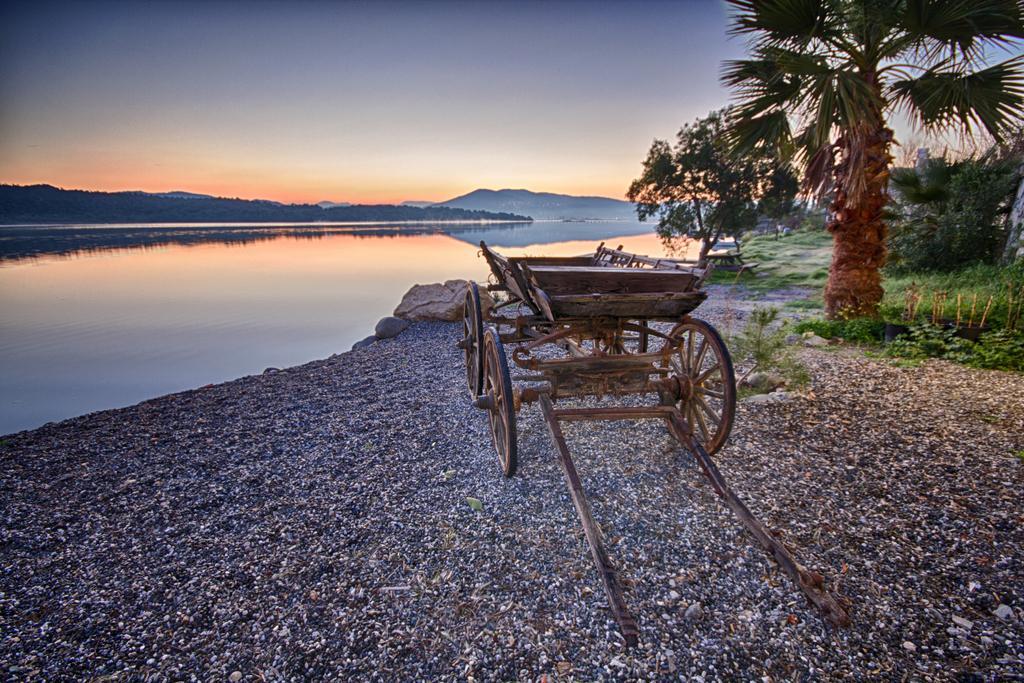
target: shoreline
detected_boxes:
[2,292,1022,678]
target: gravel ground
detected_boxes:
[1,287,1022,681]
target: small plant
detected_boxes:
[1015,450,1024,464]
[903,283,923,322]
[841,318,886,343]
[885,323,1024,372]
[792,317,883,343]
[793,318,842,339]
[732,307,808,390]
[960,330,1024,371]
[885,322,967,360]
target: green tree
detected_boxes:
[722,0,1024,318]
[627,109,797,261]
[889,155,1020,271]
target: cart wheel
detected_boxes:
[462,282,485,398]
[481,326,518,477]
[660,318,736,455]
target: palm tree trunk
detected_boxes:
[824,123,893,319]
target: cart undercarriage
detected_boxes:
[461,243,849,645]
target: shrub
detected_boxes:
[732,307,809,388]
[799,213,827,232]
[841,318,886,343]
[793,317,884,343]
[888,157,1020,273]
[959,330,1024,371]
[885,323,1024,372]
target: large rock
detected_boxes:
[744,371,786,391]
[802,333,829,347]
[394,279,493,321]
[374,316,410,339]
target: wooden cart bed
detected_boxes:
[480,241,709,321]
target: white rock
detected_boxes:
[684,602,703,621]
[803,334,829,347]
[994,604,1014,620]
[742,391,793,405]
[394,279,494,321]
[744,371,786,391]
[952,615,973,630]
[229,672,242,682]
[902,641,916,652]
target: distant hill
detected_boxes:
[316,200,352,209]
[436,188,634,220]
[0,185,531,224]
[400,200,434,208]
[149,191,217,200]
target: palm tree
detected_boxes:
[723,0,1024,318]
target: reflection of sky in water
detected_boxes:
[0,222,694,434]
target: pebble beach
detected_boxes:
[1,290,1022,681]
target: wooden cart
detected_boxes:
[461,241,849,646]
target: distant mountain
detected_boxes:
[0,185,531,225]
[317,200,351,209]
[436,188,634,220]
[150,191,216,200]
[400,200,434,208]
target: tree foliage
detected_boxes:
[723,0,1024,318]
[723,0,1024,201]
[627,109,797,259]
[888,155,1021,271]
[0,184,530,225]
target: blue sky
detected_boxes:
[3,1,1013,204]
[0,0,744,202]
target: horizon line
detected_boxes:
[0,181,633,206]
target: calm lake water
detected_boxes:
[0,221,686,434]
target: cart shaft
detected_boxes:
[539,395,640,648]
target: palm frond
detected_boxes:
[721,55,804,106]
[801,141,837,197]
[890,157,962,204]
[889,54,1024,138]
[724,109,793,159]
[726,0,842,47]
[900,0,1024,60]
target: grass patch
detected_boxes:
[711,229,832,291]
[784,295,824,311]
[880,262,1024,329]
[793,317,885,343]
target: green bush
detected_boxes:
[732,307,809,388]
[958,330,1024,371]
[793,317,884,343]
[799,213,827,231]
[885,323,1024,371]
[888,157,1019,273]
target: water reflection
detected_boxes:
[0,220,666,262]
[0,222,683,434]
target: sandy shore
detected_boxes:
[1,294,1022,680]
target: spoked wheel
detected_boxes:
[480,327,518,477]
[659,317,736,455]
[462,282,485,398]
